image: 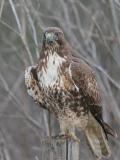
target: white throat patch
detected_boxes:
[38,51,66,88]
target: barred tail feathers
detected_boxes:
[85,113,111,159]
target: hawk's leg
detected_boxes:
[51,132,80,143]
[41,120,80,143]
[51,120,80,143]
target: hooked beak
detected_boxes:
[45,32,57,44]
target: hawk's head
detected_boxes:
[40,27,71,65]
[43,27,65,48]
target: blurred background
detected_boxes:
[0,0,120,160]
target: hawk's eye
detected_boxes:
[53,32,59,41]
[55,32,59,37]
[55,31,64,38]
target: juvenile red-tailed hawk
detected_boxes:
[25,27,117,159]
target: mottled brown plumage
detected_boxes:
[25,27,117,160]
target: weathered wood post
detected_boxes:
[67,141,80,160]
[38,138,80,160]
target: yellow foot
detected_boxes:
[52,133,80,144]
[67,133,80,143]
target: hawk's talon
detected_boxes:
[67,133,80,144]
[51,133,80,144]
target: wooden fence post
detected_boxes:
[67,140,80,160]
[38,138,80,160]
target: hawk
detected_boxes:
[25,27,117,159]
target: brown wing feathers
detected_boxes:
[71,56,117,138]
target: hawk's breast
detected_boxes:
[37,51,66,88]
